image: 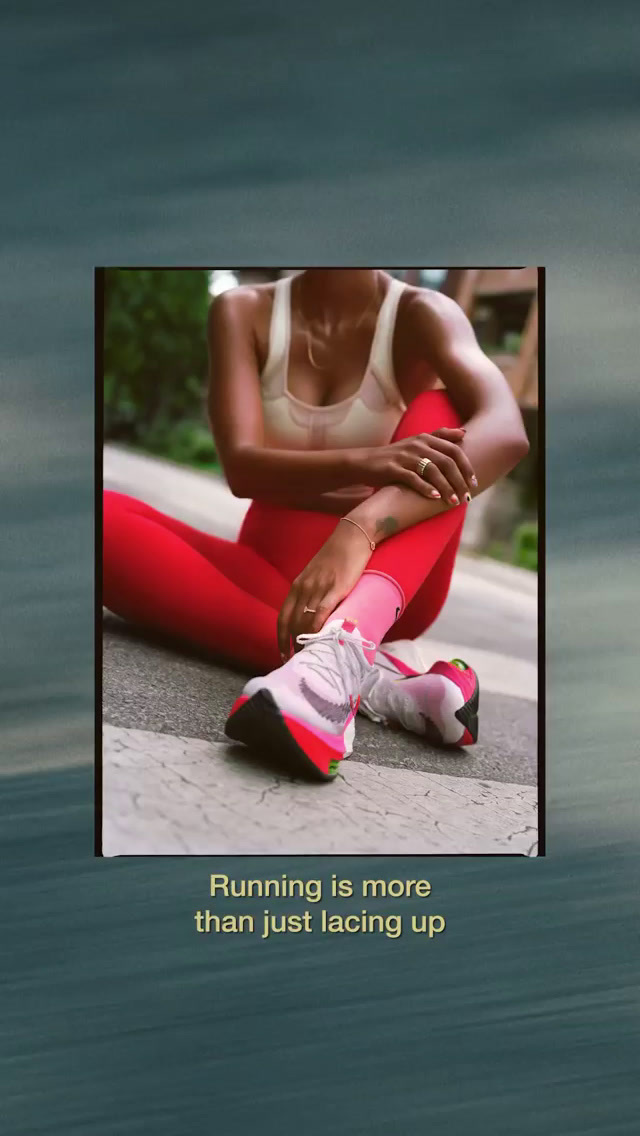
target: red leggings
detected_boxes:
[103,391,466,673]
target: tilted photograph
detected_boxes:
[99,266,541,855]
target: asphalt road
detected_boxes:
[103,614,537,787]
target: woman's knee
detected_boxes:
[103,490,141,519]
[103,491,144,578]
[103,491,123,536]
[392,390,462,441]
[103,491,155,541]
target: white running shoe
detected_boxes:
[360,647,479,747]
[225,619,374,781]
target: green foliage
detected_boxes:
[485,522,537,572]
[502,331,523,354]
[486,540,507,563]
[103,269,214,464]
[512,521,538,571]
[141,421,218,469]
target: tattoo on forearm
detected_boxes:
[375,515,399,540]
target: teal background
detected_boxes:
[1,3,638,1132]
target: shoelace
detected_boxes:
[296,625,375,703]
[361,669,424,732]
[380,679,424,731]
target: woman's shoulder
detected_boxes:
[393,282,472,390]
[207,280,276,340]
[398,282,469,344]
[399,281,461,318]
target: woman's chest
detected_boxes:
[262,388,403,450]
[290,322,380,406]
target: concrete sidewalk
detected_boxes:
[102,445,538,856]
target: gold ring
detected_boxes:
[303,606,317,614]
[417,457,432,480]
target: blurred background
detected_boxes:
[4,0,638,1132]
[103,266,538,570]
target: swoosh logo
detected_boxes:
[299,678,350,724]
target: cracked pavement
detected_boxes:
[103,724,538,856]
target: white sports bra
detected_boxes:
[260,275,407,450]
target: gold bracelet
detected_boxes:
[339,516,376,551]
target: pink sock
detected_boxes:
[329,571,405,663]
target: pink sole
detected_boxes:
[227,693,346,778]
[282,714,345,776]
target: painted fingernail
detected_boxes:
[464,493,472,504]
[471,476,478,487]
[430,490,441,499]
[450,494,459,505]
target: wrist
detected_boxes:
[348,488,405,546]
[347,495,381,536]
[338,514,377,551]
[343,447,371,484]
[333,517,375,561]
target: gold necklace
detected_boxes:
[303,273,382,371]
[306,333,325,371]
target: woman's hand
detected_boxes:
[353,427,477,506]
[277,521,373,658]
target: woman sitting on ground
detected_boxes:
[104,269,529,779]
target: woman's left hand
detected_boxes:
[277,521,374,658]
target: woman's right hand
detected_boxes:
[352,428,477,505]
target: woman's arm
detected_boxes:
[344,291,530,545]
[276,292,531,652]
[207,290,357,502]
[207,288,478,506]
